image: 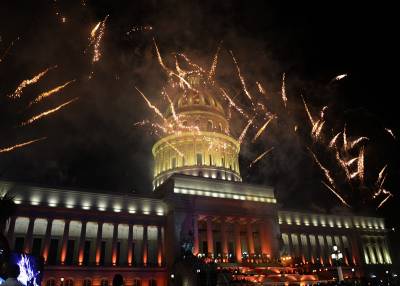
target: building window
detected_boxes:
[48,239,59,265]
[66,240,75,265]
[100,241,106,265]
[221,157,225,167]
[32,238,42,257]
[182,121,188,127]
[14,237,25,253]
[182,157,185,166]
[209,155,212,165]
[83,280,91,286]
[65,279,73,286]
[133,279,141,286]
[100,280,108,286]
[149,279,157,286]
[219,123,223,132]
[207,120,213,131]
[196,154,202,165]
[46,279,56,286]
[83,241,90,266]
[171,157,177,169]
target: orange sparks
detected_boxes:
[308,148,335,187]
[21,97,78,126]
[256,81,266,95]
[329,132,341,148]
[219,88,249,119]
[28,80,75,107]
[249,147,274,168]
[238,117,254,144]
[0,137,47,153]
[377,192,393,209]
[178,53,205,73]
[343,126,348,151]
[357,146,365,183]
[350,137,368,149]
[9,66,57,99]
[301,94,314,126]
[230,50,253,103]
[208,43,221,83]
[321,181,350,207]
[135,87,167,123]
[281,73,287,108]
[90,15,108,63]
[252,117,273,143]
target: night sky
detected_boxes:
[0,1,399,227]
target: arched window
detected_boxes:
[46,279,56,286]
[194,120,200,128]
[83,279,91,286]
[182,121,188,127]
[149,279,157,286]
[209,155,212,166]
[133,279,141,286]
[196,154,202,165]
[171,157,177,169]
[207,120,213,131]
[100,280,108,286]
[65,279,74,286]
[218,123,223,132]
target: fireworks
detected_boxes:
[252,117,273,143]
[256,81,266,95]
[28,80,75,107]
[331,73,348,82]
[89,15,109,63]
[126,25,153,35]
[357,146,365,183]
[238,117,254,144]
[135,87,167,123]
[208,43,221,83]
[281,73,287,108]
[385,128,395,139]
[0,137,47,154]
[9,66,57,99]
[230,50,253,104]
[249,147,274,168]
[21,97,78,126]
[321,181,350,208]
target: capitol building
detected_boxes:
[0,76,393,285]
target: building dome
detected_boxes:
[152,74,241,188]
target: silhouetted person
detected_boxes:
[2,264,24,286]
[112,274,123,286]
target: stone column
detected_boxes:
[315,235,322,264]
[6,216,16,247]
[142,225,148,266]
[246,222,255,257]
[24,218,35,253]
[306,234,313,263]
[297,234,305,263]
[127,224,133,266]
[324,235,332,266]
[193,215,199,256]
[112,223,119,266]
[287,233,293,257]
[157,226,163,266]
[95,222,103,266]
[42,218,53,264]
[77,221,87,266]
[221,218,228,261]
[206,217,214,257]
[234,223,242,263]
[339,235,349,265]
[60,220,70,265]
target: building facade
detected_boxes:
[0,75,393,285]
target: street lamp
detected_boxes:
[331,245,344,282]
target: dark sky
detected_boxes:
[0,1,399,225]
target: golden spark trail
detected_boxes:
[335,150,351,181]
[343,126,348,151]
[252,117,273,143]
[357,146,365,183]
[178,53,205,73]
[249,147,274,168]
[256,81,266,95]
[21,97,78,126]
[208,44,221,83]
[219,88,249,119]
[329,132,341,148]
[238,117,254,144]
[376,165,387,188]
[350,137,368,149]
[301,94,314,126]
[321,181,350,207]
[377,193,393,209]
[308,148,335,187]
[346,157,358,166]
[281,73,287,108]
[135,87,167,123]
[9,66,57,99]
[0,137,47,153]
[28,80,75,107]
[230,50,253,103]
[385,128,395,139]
[91,15,108,63]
